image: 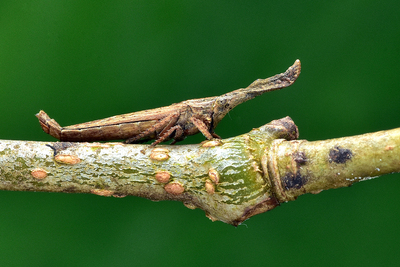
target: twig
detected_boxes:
[0,117,399,226]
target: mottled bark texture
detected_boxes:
[0,117,399,226]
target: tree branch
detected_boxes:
[1,117,399,226]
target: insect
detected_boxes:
[37,59,301,146]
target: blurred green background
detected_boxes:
[1,1,399,266]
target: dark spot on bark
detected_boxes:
[46,142,75,156]
[46,144,57,156]
[293,151,307,165]
[282,171,308,190]
[62,186,78,193]
[329,146,353,164]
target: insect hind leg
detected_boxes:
[151,125,183,146]
[124,113,179,144]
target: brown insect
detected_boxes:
[37,59,301,146]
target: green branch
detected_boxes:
[0,117,399,226]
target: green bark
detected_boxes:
[0,117,399,226]
[268,127,400,202]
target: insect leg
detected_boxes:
[190,117,215,140]
[156,113,180,138]
[151,125,183,146]
[211,133,221,139]
[124,113,179,144]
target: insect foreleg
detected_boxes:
[190,117,216,140]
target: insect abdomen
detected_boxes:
[60,120,157,142]
[36,110,157,142]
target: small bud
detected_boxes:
[31,168,48,179]
[202,140,222,147]
[54,154,81,165]
[164,182,184,195]
[155,171,171,183]
[150,148,170,161]
[208,168,220,184]
[91,189,114,197]
[205,180,215,195]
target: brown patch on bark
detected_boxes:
[329,146,353,164]
[232,197,280,227]
[385,145,395,151]
[282,171,308,190]
[293,151,307,165]
[268,116,299,140]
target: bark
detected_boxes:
[0,117,399,226]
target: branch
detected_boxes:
[1,117,399,226]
